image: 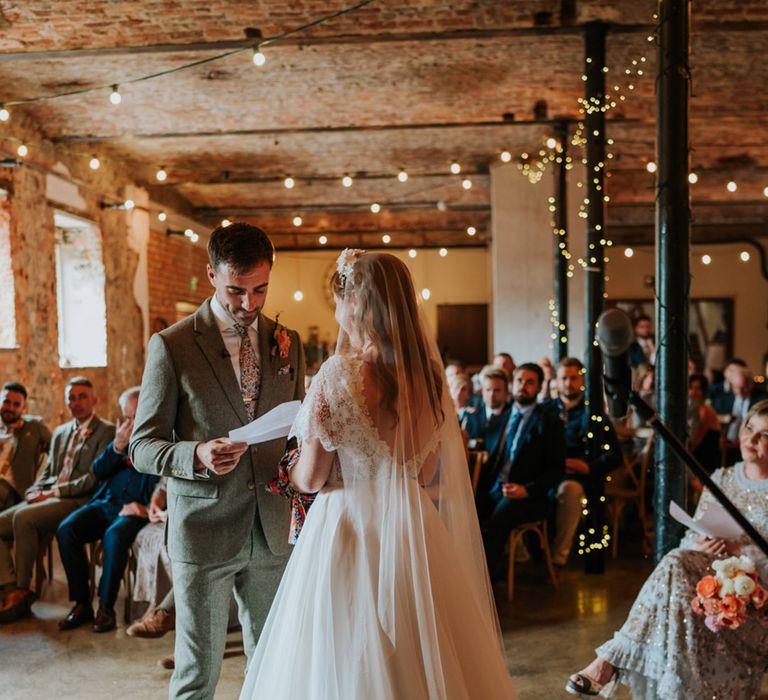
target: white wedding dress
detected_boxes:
[240,353,518,699]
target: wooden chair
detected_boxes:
[33,534,55,598]
[506,520,558,601]
[89,541,137,624]
[469,450,488,494]
[605,433,654,559]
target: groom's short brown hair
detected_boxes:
[208,222,275,273]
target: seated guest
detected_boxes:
[493,352,516,392]
[0,376,114,622]
[566,401,768,699]
[545,358,621,568]
[57,386,159,633]
[713,365,768,465]
[628,314,656,368]
[449,373,476,430]
[687,373,721,473]
[476,363,565,576]
[0,382,51,512]
[707,357,748,404]
[465,367,511,455]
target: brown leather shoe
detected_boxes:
[158,654,175,670]
[126,607,175,638]
[92,606,116,633]
[58,602,94,630]
[0,588,34,624]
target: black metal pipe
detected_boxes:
[554,120,569,362]
[583,21,608,574]
[654,0,692,563]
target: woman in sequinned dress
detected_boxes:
[566,400,768,699]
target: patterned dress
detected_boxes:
[597,463,768,699]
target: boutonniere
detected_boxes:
[271,313,292,359]
[81,428,94,441]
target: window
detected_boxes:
[54,210,108,367]
[0,188,15,348]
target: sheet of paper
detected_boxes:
[228,400,302,445]
[669,499,744,540]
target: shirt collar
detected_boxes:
[512,403,535,418]
[210,295,258,335]
[74,414,95,435]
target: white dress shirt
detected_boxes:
[210,295,260,385]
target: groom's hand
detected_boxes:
[195,438,249,475]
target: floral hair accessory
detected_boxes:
[336,248,365,288]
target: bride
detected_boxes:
[240,250,517,699]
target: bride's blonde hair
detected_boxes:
[333,253,444,426]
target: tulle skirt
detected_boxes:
[239,483,517,700]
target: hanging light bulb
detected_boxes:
[500,151,512,163]
[342,174,353,188]
[727,180,737,192]
[190,232,200,243]
[646,161,657,173]
[0,105,9,121]
[467,226,477,237]
[292,215,303,227]
[701,254,712,265]
[109,85,122,105]
[252,48,266,66]
[293,290,304,302]
[763,186,768,198]
[450,162,461,174]
[184,228,194,238]
[284,176,295,189]
[318,235,328,245]
[740,251,751,262]
[421,288,431,300]
[158,212,167,222]
[624,247,634,258]
[439,247,448,257]
[461,178,472,190]
[382,234,391,244]
[397,169,408,183]
[370,202,381,213]
[124,199,135,210]
[89,156,101,170]
[408,249,417,258]
[16,144,27,158]
[156,167,167,182]
[221,219,231,227]
[688,172,698,184]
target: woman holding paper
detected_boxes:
[566,400,768,699]
[239,250,518,699]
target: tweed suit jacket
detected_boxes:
[129,299,306,565]
[5,416,52,496]
[29,416,115,499]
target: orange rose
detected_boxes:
[691,596,704,615]
[720,594,746,616]
[718,612,746,629]
[702,597,722,616]
[696,575,720,599]
[752,585,768,609]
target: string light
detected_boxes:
[646,161,657,173]
[740,251,751,262]
[408,249,417,258]
[342,174,353,187]
[624,247,634,258]
[109,85,122,105]
[318,235,328,245]
[546,137,557,149]
[89,156,101,170]
[190,232,199,243]
[155,167,167,182]
[450,162,461,174]
[727,180,737,192]
[292,215,303,227]
[461,178,472,190]
[500,151,512,163]
[16,145,27,158]
[397,169,409,183]
[252,49,266,67]
[0,105,9,121]
[370,202,381,214]
[220,218,231,227]
[184,228,194,237]
[688,172,698,184]
[293,290,304,301]
[124,199,135,210]
[382,234,391,244]
[702,254,712,265]
[421,288,431,300]
[467,226,477,237]
[284,176,295,189]
[158,212,167,222]
[439,247,448,257]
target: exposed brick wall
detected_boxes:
[147,228,211,329]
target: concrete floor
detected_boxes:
[1,548,763,699]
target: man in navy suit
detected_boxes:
[56,386,159,633]
[628,315,656,368]
[465,366,511,455]
[476,363,565,575]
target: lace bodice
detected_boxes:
[290,353,440,482]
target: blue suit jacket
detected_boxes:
[91,441,159,506]
[464,403,511,456]
[711,388,768,416]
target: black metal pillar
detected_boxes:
[583,21,608,574]
[553,120,569,362]
[654,0,691,563]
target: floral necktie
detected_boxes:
[234,323,260,420]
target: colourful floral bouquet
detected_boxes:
[265,447,316,545]
[691,555,768,631]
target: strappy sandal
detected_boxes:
[565,669,620,698]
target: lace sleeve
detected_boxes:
[289,358,338,452]
[680,467,726,550]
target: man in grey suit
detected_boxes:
[130,223,305,699]
[0,382,52,512]
[0,376,114,621]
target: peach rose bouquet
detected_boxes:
[691,555,768,632]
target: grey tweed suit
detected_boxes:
[130,298,305,700]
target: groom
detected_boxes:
[130,223,305,699]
